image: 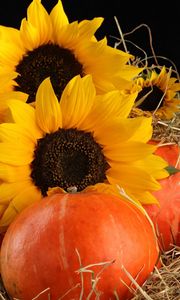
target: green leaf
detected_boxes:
[165,165,180,175]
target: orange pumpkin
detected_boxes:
[144,172,180,251]
[0,192,159,300]
[144,141,180,251]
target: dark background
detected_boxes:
[0,0,179,72]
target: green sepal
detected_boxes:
[165,165,180,175]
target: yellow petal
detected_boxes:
[7,99,42,140]
[0,205,6,220]
[107,165,161,191]
[0,25,22,47]
[84,182,121,198]
[85,183,148,212]
[0,143,33,166]
[50,0,69,31]
[104,142,156,162]
[20,0,52,49]
[114,65,144,86]
[55,20,79,48]
[0,69,18,88]
[0,90,28,124]
[116,91,138,118]
[20,19,40,51]
[128,190,159,205]
[151,169,170,180]
[75,39,135,94]
[61,75,95,128]
[0,184,42,228]
[128,116,153,142]
[81,89,137,132]
[1,90,28,103]
[92,117,152,146]
[115,186,146,210]
[78,18,103,40]
[95,91,131,120]
[0,40,23,67]
[0,164,30,183]
[171,82,180,91]
[133,154,168,178]
[0,123,36,145]
[0,181,31,204]
[35,77,62,133]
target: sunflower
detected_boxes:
[0,74,168,231]
[0,0,142,122]
[130,66,180,120]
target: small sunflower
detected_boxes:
[0,75,168,230]
[130,66,180,120]
[0,0,142,122]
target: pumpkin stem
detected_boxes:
[67,186,78,193]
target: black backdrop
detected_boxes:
[0,0,179,71]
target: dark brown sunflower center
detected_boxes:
[135,85,164,111]
[14,44,84,103]
[31,128,109,196]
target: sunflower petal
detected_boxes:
[84,182,121,198]
[129,190,159,205]
[116,91,138,117]
[151,169,170,180]
[20,18,40,51]
[0,164,30,183]
[0,25,22,46]
[56,21,81,48]
[20,0,52,49]
[50,0,69,31]
[0,143,33,166]
[78,18,104,40]
[61,75,95,128]
[35,77,62,133]
[114,65,144,86]
[133,154,168,177]
[128,116,153,142]
[82,90,137,130]
[0,205,6,220]
[92,117,152,146]
[0,123,36,145]
[0,181,31,205]
[0,185,42,228]
[107,165,161,191]
[80,38,131,74]
[0,40,23,67]
[7,100,42,139]
[104,142,156,162]
[1,90,28,103]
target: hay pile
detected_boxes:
[131,246,180,300]
[152,112,180,145]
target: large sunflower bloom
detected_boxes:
[0,74,168,231]
[0,0,142,122]
[130,66,180,120]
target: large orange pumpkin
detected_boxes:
[144,141,180,251]
[0,192,159,300]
